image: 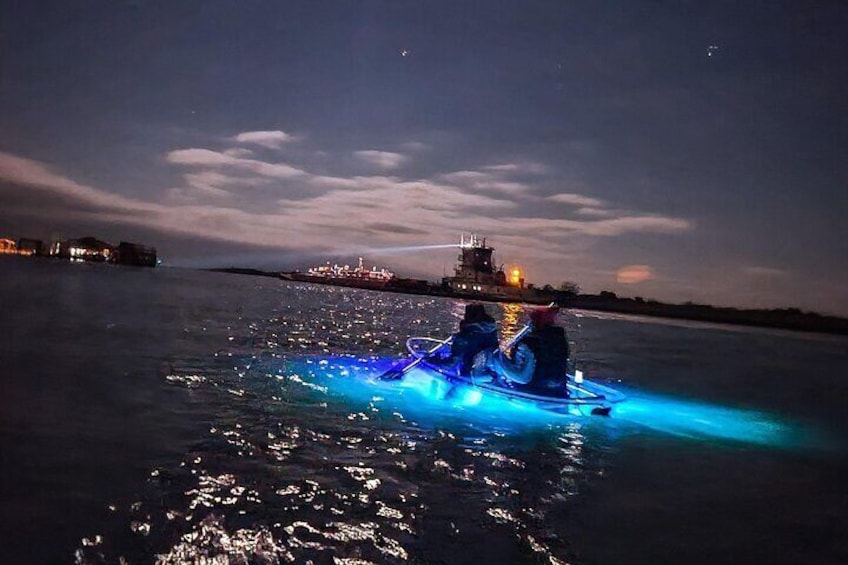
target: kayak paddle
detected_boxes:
[380,302,555,381]
[379,335,453,380]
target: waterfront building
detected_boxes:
[116,241,157,267]
[1,233,157,266]
[0,238,17,254]
[17,238,45,256]
[59,237,114,262]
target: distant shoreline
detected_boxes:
[207,267,848,336]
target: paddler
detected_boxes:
[442,303,499,376]
[491,305,570,395]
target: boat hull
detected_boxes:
[402,336,626,415]
[418,360,625,414]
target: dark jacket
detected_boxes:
[515,325,570,393]
[451,320,499,375]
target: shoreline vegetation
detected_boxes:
[208,267,848,336]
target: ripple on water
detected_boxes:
[74,291,599,564]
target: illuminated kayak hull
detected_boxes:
[402,337,626,416]
[417,360,625,415]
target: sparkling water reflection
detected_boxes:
[76,277,840,563]
[2,261,845,565]
[71,291,596,563]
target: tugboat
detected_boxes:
[441,234,529,301]
[280,234,560,304]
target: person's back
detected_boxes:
[450,303,498,375]
[492,306,570,395]
[519,323,569,393]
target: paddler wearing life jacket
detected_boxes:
[447,303,499,376]
[491,306,570,395]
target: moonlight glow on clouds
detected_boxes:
[231,130,298,149]
[0,128,692,280]
[617,265,655,284]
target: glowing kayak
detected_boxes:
[403,337,626,416]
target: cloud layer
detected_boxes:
[354,150,408,170]
[0,128,693,287]
[231,130,297,149]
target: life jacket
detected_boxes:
[516,325,569,393]
[451,321,499,375]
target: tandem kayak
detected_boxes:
[399,337,626,416]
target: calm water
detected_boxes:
[1,257,846,564]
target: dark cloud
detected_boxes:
[365,223,429,236]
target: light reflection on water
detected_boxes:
[79,390,587,563]
[73,288,592,564]
[611,387,803,447]
[63,280,840,565]
[500,302,524,344]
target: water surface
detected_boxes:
[1,258,846,564]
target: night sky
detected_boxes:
[1,1,846,315]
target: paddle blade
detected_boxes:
[379,364,407,381]
[378,358,420,381]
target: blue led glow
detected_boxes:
[283,355,820,449]
[609,387,804,447]
[289,355,580,429]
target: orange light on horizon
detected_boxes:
[509,266,522,286]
